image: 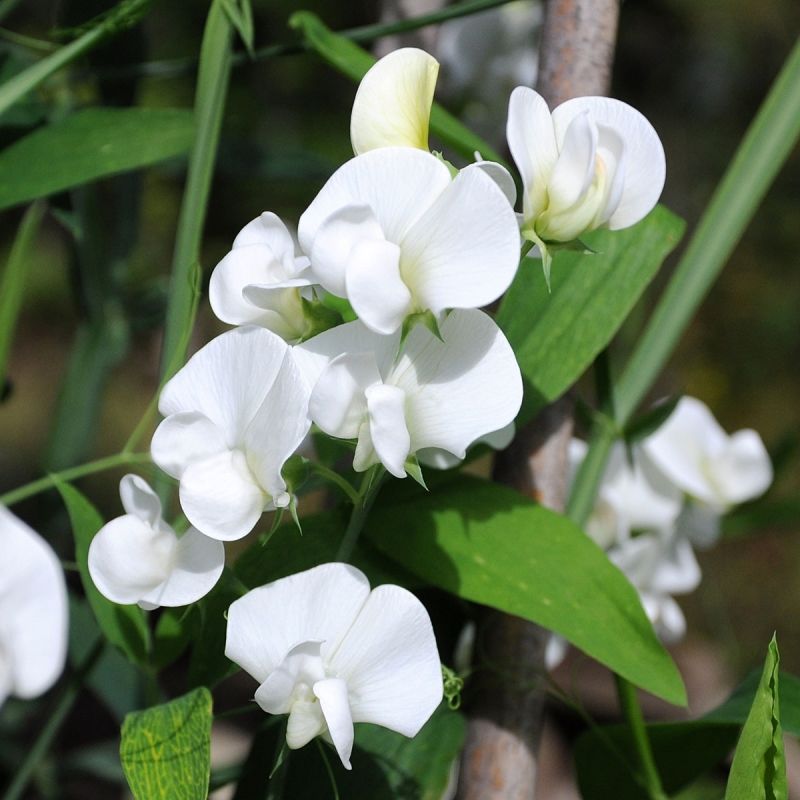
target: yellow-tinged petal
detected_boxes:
[350,48,439,155]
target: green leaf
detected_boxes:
[496,205,685,424]
[120,687,213,800]
[288,11,506,164]
[366,474,686,706]
[574,663,800,799]
[220,0,254,55]
[725,636,786,800]
[0,107,194,211]
[56,480,149,664]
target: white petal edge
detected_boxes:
[119,473,162,527]
[314,677,355,769]
[151,411,228,480]
[365,383,411,478]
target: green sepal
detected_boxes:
[288,495,302,535]
[300,295,343,340]
[432,150,459,178]
[400,310,443,350]
[317,291,357,323]
[282,453,310,495]
[404,455,428,490]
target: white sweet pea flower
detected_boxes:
[507,87,665,246]
[0,507,68,707]
[642,396,773,512]
[88,475,225,609]
[298,147,520,336]
[568,439,682,549]
[225,563,442,770]
[295,309,522,479]
[209,212,315,343]
[151,326,311,541]
[609,529,701,644]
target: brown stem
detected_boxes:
[457,0,619,796]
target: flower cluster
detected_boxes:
[548,396,772,668]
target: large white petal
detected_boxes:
[309,204,385,297]
[141,528,225,608]
[552,96,665,229]
[233,211,298,254]
[351,48,439,155]
[245,354,312,503]
[642,397,729,506]
[314,677,355,769]
[0,508,68,700]
[713,429,773,505]
[400,166,520,313]
[649,535,701,596]
[226,564,370,685]
[506,87,558,222]
[298,148,451,255]
[179,450,265,541]
[346,238,412,334]
[151,411,228,480]
[547,110,597,212]
[119,473,162,527]
[464,160,517,207]
[309,353,382,439]
[365,384,411,478]
[88,515,175,605]
[293,320,399,395]
[328,585,442,737]
[393,310,522,459]
[158,327,289,448]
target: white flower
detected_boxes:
[0,506,68,707]
[151,326,311,541]
[88,475,225,609]
[295,309,522,478]
[297,147,520,335]
[642,396,773,512]
[225,563,442,770]
[209,212,314,343]
[609,529,701,644]
[507,87,665,244]
[568,439,682,549]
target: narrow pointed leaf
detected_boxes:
[120,688,213,800]
[366,474,686,705]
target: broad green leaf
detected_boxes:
[725,636,786,800]
[120,687,213,800]
[366,474,686,706]
[56,480,149,664]
[225,704,464,800]
[574,664,800,799]
[288,11,506,164]
[496,205,685,424]
[0,107,194,210]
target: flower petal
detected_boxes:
[254,641,326,714]
[142,528,225,608]
[464,159,517,207]
[346,238,412,334]
[350,48,439,155]
[298,148,451,256]
[547,110,597,212]
[244,353,312,502]
[365,383,410,478]
[233,211,297,254]
[179,450,265,541]
[286,700,326,750]
[314,677,355,769]
[328,584,442,737]
[552,96,665,229]
[225,563,371,685]
[309,353,382,439]
[392,309,522,460]
[0,507,68,701]
[151,411,228,480]
[401,165,520,313]
[506,86,558,222]
[714,429,773,505]
[119,473,162,527]
[88,515,175,605]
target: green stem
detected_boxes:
[335,467,385,562]
[614,675,668,800]
[158,0,234,381]
[0,451,151,507]
[567,37,800,526]
[0,200,46,390]
[0,0,153,117]
[310,462,360,505]
[2,637,105,800]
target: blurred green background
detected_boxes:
[0,0,797,742]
